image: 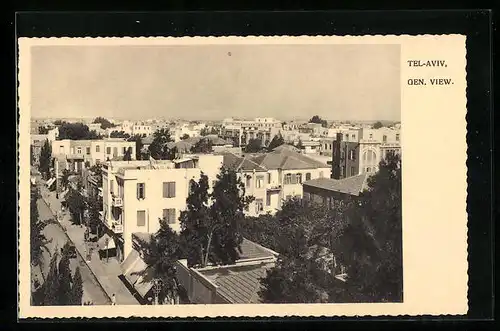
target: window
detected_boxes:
[350,166,356,176]
[246,175,252,188]
[351,134,355,139]
[137,210,146,227]
[113,147,118,156]
[163,182,176,198]
[123,147,127,154]
[96,145,100,153]
[163,208,176,224]
[86,147,91,155]
[137,183,146,199]
[349,150,355,160]
[319,171,324,178]
[296,173,302,184]
[110,180,114,194]
[284,173,292,184]
[77,147,82,154]
[366,167,371,173]
[341,166,344,176]
[267,173,271,184]
[306,173,311,181]
[59,146,64,154]
[266,194,271,206]
[106,147,111,155]
[345,134,349,141]
[396,134,400,141]
[369,133,373,139]
[256,176,264,188]
[383,135,387,143]
[255,199,264,213]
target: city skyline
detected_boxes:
[31,44,401,121]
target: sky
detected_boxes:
[31,44,401,121]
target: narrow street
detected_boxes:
[34,185,111,305]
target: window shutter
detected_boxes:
[171,182,176,197]
[136,183,140,199]
[163,182,167,198]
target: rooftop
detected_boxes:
[249,148,329,171]
[303,173,369,196]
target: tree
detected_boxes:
[66,188,86,225]
[123,147,132,161]
[60,169,70,191]
[372,121,384,129]
[86,193,103,236]
[179,174,212,267]
[259,255,331,303]
[30,187,51,281]
[244,138,263,153]
[180,168,253,268]
[89,164,103,187]
[38,139,52,179]
[70,267,83,305]
[135,219,182,304]
[127,134,144,160]
[43,250,60,305]
[190,138,213,154]
[57,243,73,305]
[207,167,254,266]
[93,117,116,130]
[344,153,402,302]
[309,115,328,128]
[38,126,49,134]
[110,130,130,139]
[180,133,190,140]
[148,129,174,160]
[267,133,285,151]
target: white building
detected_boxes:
[101,154,224,261]
[221,145,331,217]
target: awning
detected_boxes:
[120,249,154,298]
[46,178,56,188]
[98,233,116,250]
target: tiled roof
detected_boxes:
[250,148,329,170]
[200,262,274,304]
[239,238,277,260]
[165,140,193,152]
[303,173,368,196]
[222,153,267,172]
[272,144,299,152]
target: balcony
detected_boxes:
[267,185,282,192]
[66,153,86,160]
[111,221,123,234]
[112,195,123,207]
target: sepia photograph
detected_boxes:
[18,36,467,318]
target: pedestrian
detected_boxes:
[111,294,116,305]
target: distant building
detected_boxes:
[220,117,282,148]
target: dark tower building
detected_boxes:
[331,133,360,179]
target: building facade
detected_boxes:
[101,155,224,261]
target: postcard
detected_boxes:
[18,35,468,318]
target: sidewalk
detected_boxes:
[39,183,139,305]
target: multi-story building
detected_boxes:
[101,155,224,261]
[30,134,49,165]
[220,117,282,148]
[52,138,136,192]
[331,127,401,179]
[132,122,153,137]
[221,145,331,216]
